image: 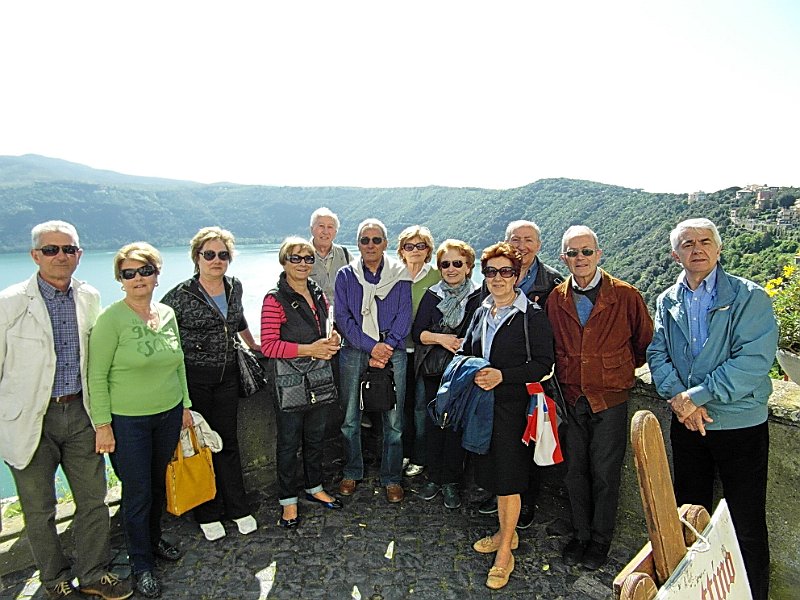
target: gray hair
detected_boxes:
[310,207,340,231]
[561,225,600,253]
[356,218,388,241]
[505,220,540,241]
[31,220,80,249]
[670,218,722,251]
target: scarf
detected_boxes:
[435,279,475,329]
[352,255,411,341]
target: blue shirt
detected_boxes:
[679,266,718,358]
[517,260,540,296]
[38,276,82,396]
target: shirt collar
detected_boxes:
[481,290,528,313]
[37,275,72,299]
[678,265,718,295]
[571,268,602,292]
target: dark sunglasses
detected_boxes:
[440,260,465,269]
[402,242,428,252]
[37,245,79,256]
[287,254,315,264]
[120,265,158,280]
[200,250,231,261]
[563,248,596,258]
[482,266,517,279]
[359,236,384,246]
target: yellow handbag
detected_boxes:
[165,427,216,516]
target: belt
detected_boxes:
[50,392,82,404]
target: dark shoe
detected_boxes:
[154,538,182,561]
[418,481,441,500]
[478,496,498,515]
[46,581,77,599]
[278,508,300,528]
[581,540,611,570]
[79,573,133,600]
[134,571,161,599]
[386,484,404,503]
[562,538,588,566]
[305,492,343,509]
[442,483,461,509]
[516,504,535,529]
[338,478,357,496]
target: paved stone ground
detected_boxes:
[1,429,641,600]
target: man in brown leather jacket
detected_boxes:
[545,225,653,570]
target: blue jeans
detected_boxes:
[109,403,182,574]
[340,346,406,486]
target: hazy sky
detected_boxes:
[1,1,798,193]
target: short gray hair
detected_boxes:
[670,218,722,251]
[356,218,388,242]
[31,220,80,249]
[310,207,340,231]
[561,225,599,253]
[505,220,540,241]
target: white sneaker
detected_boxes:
[402,457,411,469]
[200,521,226,541]
[233,515,258,535]
[404,463,425,477]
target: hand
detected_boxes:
[370,342,393,363]
[328,330,341,347]
[668,391,698,421]
[474,367,503,391]
[310,338,338,360]
[95,426,115,454]
[438,334,461,353]
[182,409,194,429]
[369,356,387,369]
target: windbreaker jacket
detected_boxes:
[647,266,778,430]
[546,269,653,412]
[0,274,100,469]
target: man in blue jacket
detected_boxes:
[647,218,778,600]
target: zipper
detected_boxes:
[185,280,233,383]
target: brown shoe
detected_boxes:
[79,573,133,600]
[386,484,404,503]
[473,530,519,553]
[46,581,77,599]
[338,478,357,496]
[486,553,515,590]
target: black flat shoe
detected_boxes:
[278,516,300,528]
[134,571,161,598]
[154,538,182,561]
[305,493,343,509]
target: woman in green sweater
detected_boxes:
[89,242,193,599]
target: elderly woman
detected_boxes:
[161,227,259,542]
[89,242,193,599]
[459,242,554,590]
[397,225,441,478]
[261,237,342,528]
[412,239,481,509]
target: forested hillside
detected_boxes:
[1,155,797,308]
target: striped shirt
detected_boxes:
[260,294,324,359]
[38,277,82,396]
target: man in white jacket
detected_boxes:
[0,221,131,600]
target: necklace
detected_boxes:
[124,299,160,331]
[200,277,225,296]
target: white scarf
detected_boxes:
[352,255,411,341]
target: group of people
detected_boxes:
[0,209,777,598]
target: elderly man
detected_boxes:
[0,221,132,599]
[546,225,653,570]
[647,218,777,600]
[334,219,412,502]
[479,220,564,526]
[308,207,352,305]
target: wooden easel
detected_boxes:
[613,410,710,600]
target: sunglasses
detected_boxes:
[200,250,231,261]
[483,266,517,279]
[37,245,79,256]
[359,236,384,246]
[402,242,428,252]
[563,248,596,258]
[440,260,465,269]
[287,254,315,264]
[120,265,158,280]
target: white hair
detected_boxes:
[505,220,540,241]
[356,218,388,241]
[561,225,599,253]
[31,220,80,249]
[670,218,722,251]
[310,207,340,230]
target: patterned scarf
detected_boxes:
[436,278,474,329]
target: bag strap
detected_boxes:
[523,309,532,364]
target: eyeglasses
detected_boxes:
[563,248,596,258]
[402,242,428,252]
[359,236,384,246]
[440,260,465,269]
[120,265,158,280]
[287,254,315,264]
[36,245,79,256]
[482,266,517,279]
[200,250,231,261]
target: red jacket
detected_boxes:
[545,269,653,412]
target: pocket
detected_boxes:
[600,349,634,389]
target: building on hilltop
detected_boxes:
[687,191,706,204]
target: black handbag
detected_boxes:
[235,341,267,397]
[273,356,338,412]
[415,321,458,378]
[360,363,396,411]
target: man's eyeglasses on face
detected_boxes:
[37,245,79,256]
[120,265,158,280]
[482,266,517,279]
[440,260,464,269]
[563,249,596,258]
[200,250,231,261]
[402,242,428,252]
[359,236,384,246]
[287,254,315,264]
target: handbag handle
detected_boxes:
[173,426,202,464]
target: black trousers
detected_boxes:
[423,375,465,485]
[670,417,770,600]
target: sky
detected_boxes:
[1,1,798,194]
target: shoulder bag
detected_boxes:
[415,321,457,378]
[273,356,338,412]
[235,339,267,397]
[360,363,396,411]
[165,427,217,516]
